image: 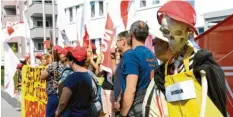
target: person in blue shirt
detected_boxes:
[110,31,132,113]
[120,21,156,117]
[55,46,93,117]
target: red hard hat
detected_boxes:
[157,1,198,35]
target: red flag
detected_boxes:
[101,14,115,73]
[7,26,14,35]
[120,1,130,28]
[43,40,51,49]
[83,26,89,48]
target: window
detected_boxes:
[32,0,42,3]
[45,0,52,4]
[140,0,146,7]
[37,21,43,27]
[8,43,18,52]
[36,20,50,27]
[38,42,44,50]
[91,1,95,17]
[4,5,16,16]
[152,0,160,4]
[99,1,104,16]
[34,39,44,51]
[69,8,73,22]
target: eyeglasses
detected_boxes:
[117,39,123,42]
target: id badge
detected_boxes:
[165,80,196,102]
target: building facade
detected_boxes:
[1,0,26,58]
[24,0,58,54]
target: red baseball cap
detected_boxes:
[16,63,22,69]
[71,46,87,62]
[35,53,43,59]
[157,1,198,35]
[52,45,62,53]
[60,46,73,56]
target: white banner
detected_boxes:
[4,42,20,97]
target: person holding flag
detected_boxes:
[40,45,65,117]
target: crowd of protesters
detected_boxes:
[15,1,227,117]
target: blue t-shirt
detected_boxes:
[64,72,92,117]
[114,49,132,101]
[121,46,155,92]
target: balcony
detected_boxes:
[30,27,58,39]
[25,2,57,18]
[1,15,20,28]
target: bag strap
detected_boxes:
[200,70,208,117]
[145,85,156,117]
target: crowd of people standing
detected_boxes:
[15,1,227,117]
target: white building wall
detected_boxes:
[59,0,233,41]
[195,0,233,27]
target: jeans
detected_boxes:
[98,86,102,104]
[46,94,59,117]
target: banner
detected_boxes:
[4,42,20,97]
[21,66,47,117]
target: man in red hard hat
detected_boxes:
[153,1,226,117]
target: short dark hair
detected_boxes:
[53,50,60,62]
[66,52,86,67]
[118,31,130,38]
[118,31,131,46]
[130,20,149,42]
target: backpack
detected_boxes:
[88,70,102,117]
[58,68,73,97]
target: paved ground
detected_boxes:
[1,98,21,117]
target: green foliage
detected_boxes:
[10,44,17,53]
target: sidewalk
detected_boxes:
[1,87,21,108]
[1,97,21,117]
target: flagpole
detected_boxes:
[52,0,56,46]
[42,0,47,53]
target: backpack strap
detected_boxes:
[145,85,155,117]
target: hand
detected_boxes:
[111,48,116,59]
[55,110,60,117]
[87,48,93,59]
[53,80,59,88]
[113,101,121,112]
